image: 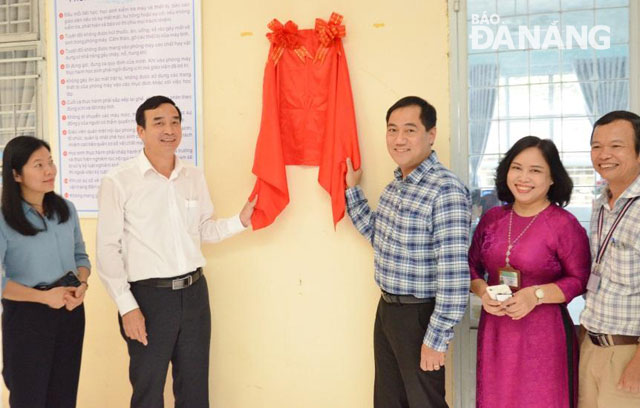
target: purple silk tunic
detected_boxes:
[469,204,590,408]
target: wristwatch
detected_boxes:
[534,286,545,305]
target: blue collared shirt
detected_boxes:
[346,152,471,351]
[0,200,91,289]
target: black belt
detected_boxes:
[132,268,203,290]
[381,291,434,305]
[33,271,81,290]
[587,330,639,347]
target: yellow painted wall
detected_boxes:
[3,1,453,407]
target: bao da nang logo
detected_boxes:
[469,13,611,50]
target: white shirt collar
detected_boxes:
[136,150,184,180]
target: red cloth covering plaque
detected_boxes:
[249,12,361,230]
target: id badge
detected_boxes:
[499,266,521,291]
[586,273,601,293]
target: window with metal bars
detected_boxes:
[0,47,38,143]
[0,0,42,164]
[0,0,34,38]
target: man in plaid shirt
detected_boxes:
[345,96,470,407]
[580,110,640,407]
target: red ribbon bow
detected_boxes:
[314,13,346,63]
[267,19,311,64]
[315,13,345,46]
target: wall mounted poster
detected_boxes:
[53,0,203,215]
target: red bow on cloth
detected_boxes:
[314,12,346,63]
[266,19,312,64]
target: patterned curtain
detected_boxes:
[574,56,629,123]
[469,64,498,186]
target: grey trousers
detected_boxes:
[119,276,211,408]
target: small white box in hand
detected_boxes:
[486,284,512,301]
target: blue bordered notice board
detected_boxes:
[53,0,203,216]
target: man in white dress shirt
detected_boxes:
[97,95,254,408]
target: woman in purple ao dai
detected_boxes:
[469,136,591,408]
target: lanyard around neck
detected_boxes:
[595,196,639,265]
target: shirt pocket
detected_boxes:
[184,199,200,234]
[608,241,640,293]
[397,203,432,258]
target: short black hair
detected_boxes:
[495,136,573,207]
[1,136,70,236]
[135,95,182,128]
[386,96,436,131]
[590,110,640,154]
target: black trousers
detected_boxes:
[120,276,211,408]
[374,297,447,408]
[2,299,85,408]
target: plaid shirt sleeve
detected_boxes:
[345,186,375,244]
[423,183,471,351]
